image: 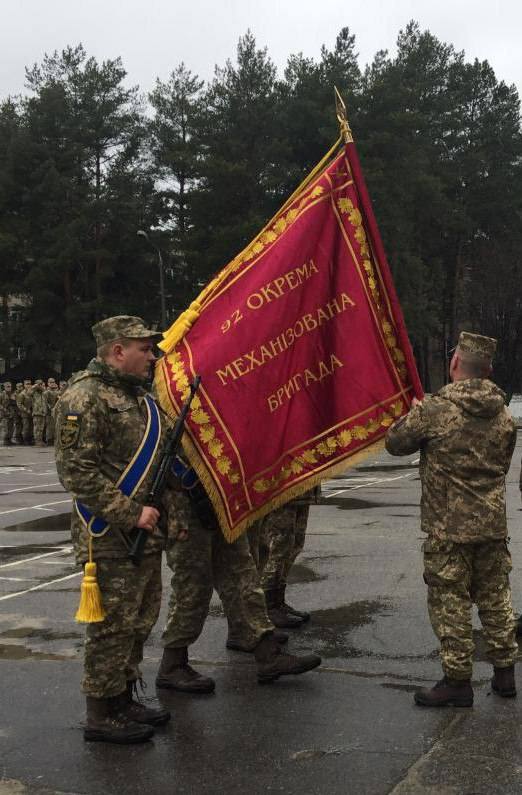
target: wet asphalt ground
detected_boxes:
[1,440,522,794]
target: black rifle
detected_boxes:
[128,375,201,565]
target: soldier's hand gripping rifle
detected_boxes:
[128,375,201,565]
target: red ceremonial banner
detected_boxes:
[155,140,423,541]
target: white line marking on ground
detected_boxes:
[0,482,61,495]
[0,576,35,582]
[0,547,73,570]
[325,472,415,499]
[0,571,81,601]
[411,458,420,464]
[0,498,71,517]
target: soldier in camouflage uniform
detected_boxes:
[13,383,23,443]
[44,377,59,445]
[18,379,33,444]
[55,316,172,744]
[247,488,319,629]
[157,482,322,692]
[31,379,47,446]
[0,381,17,445]
[385,331,518,707]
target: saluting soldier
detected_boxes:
[385,332,518,707]
[55,316,172,744]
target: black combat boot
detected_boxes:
[414,676,473,707]
[492,665,517,698]
[84,695,154,743]
[281,585,311,622]
[226,629,289,652]
[254,631,321,683]
[265,588,304,629]
[120,680,171,725]
[155,647,215,693]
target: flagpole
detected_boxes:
[334,87,353,144]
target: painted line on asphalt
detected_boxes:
[0,571,82,601]
[0,546,73,569]
[0,482,61,495]
[325,472,416,499]
[0,498,71,517]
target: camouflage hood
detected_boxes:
[438,379,507,419]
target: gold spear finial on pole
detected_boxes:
[334,86,353,143]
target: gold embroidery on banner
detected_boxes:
[337,197,408,381]
[252,400,403,494]
[228,185,327,274]
[168,351,242,486]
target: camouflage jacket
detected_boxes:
[0,391,16,420]
[31,386,46,416]
[16,389,32,416]
[44,388,59,413]
[385,379,516,543]
[55,358,172,564]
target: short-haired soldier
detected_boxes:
[55,316,172,744]
[385,331,518,706]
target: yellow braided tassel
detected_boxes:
[75,537,106,623]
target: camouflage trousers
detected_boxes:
[248,503,309,591]
[33,414,45,445]
[45,412,54,444]
[423,536,518,679]
[83,554,162,698]
[162,491,273,650]
[13,414,22,442]
[21,415,32,444]
[1,417,14,444]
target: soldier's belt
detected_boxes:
[75,394,162,536]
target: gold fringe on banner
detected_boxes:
[155,352,385,542]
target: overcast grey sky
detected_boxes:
[1,0,519,100]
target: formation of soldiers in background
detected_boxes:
[0,378,68,447]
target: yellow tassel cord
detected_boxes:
[75,536,106,623]
[158,135,344,355]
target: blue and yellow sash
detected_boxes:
[75,394,162,536]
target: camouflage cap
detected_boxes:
[92,315,162,348]
[456,331,496,364]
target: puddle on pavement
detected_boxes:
[326,497,418,510]
[0,627,81,641]
[288,563,323,583]
[302,601,391,658]
[300,601,442,662]
[0,544,65,561]
[3,514,69,533]
[0,643,75,661]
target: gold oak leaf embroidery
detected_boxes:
[199,425,215,443]
[208,438,224,458]
[338,197,353,214]
[338,429,352,446]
